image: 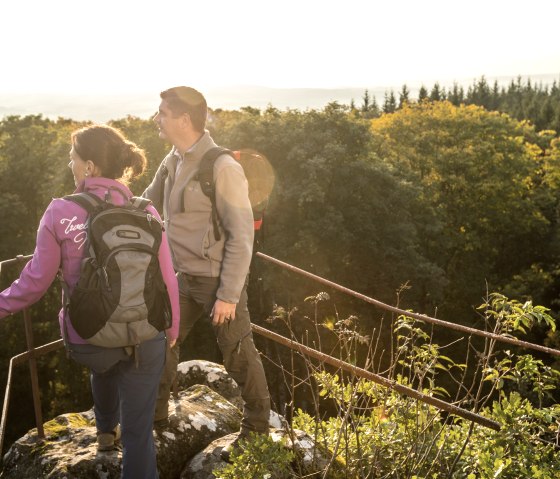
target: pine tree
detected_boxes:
[369,96,381,118]
[398,84,410,109]
[489,80,501,110]
[362,90,371,113]
[467,76,492,109]
[448,83,464,105]
[383,90,397,114]
[429,83,444,101]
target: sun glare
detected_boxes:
[0,0,558,95]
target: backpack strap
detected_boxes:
[67,192,151,212]
[63,192,104,213]
[130,196,152,210]
[197,147,232,199]
[179,147,233,241]
[159,158,169,213]
[59,192,104,354]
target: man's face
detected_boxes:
[153,100,185,145]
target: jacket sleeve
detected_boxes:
[142,159,168,217]
[0,203,61,319]
[150,206,179,341]
[214,160,254,303]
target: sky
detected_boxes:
[1,0,558,96]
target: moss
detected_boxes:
[43,413,92,440]
[63,412,95,430]
[26,413,94,458]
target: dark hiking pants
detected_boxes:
[155,273,271,435]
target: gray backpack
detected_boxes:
[62,191,171,348]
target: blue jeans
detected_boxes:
[69,332,165,479]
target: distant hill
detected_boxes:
[0,74,558,122]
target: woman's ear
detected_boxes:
[86,160,99,177]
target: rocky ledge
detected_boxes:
[0,360,337,478]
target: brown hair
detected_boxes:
[160,86,208,132]
[71,124,147,185]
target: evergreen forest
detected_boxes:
[1,76,560,477]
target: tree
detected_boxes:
[398,84,410,108]
[359,90,379,119]
[211,103,444,312]
[361,90,371,113]
[448,82,465,105]
[0,115,78,258]
[370,101,556,322]
[429,82,444,101]
[382,90,397,114]
[466,76,492,109]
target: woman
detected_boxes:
[0,124,179,478]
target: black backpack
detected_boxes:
[62,191,171,348]
[193,147,275,241]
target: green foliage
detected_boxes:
[214,433,295,479]
[290,293,560,478]
[212,104,447,314]
[0,115,78,257]
[369,75,560,134]
[454,393,560,478]
[371,101,557,323]
[477,292,556,336]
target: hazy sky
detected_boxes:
[1,0,559,94]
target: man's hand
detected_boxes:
[212,299,237,326]
[168,338,177,348]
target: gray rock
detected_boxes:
[180,433,233,479]
[0,385,241,479]
[155,385,241,479]
[175,360,242,411]
[0,361,339,478]
[176,360,287,430]
[0,409,121,478]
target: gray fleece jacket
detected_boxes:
[143,131,254,304]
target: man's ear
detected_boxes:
[180,112,192,130]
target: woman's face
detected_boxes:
[68,145,89,186]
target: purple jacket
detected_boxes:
[0,177,180,344]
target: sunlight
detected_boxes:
[1,0,557,96]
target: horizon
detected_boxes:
[1,0,558,101]
[1,73,558,122]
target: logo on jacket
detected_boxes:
[60,216,87,249]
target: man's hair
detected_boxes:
[160,86,207,132]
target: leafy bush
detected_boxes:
[270,292,560,478]
[215,433,295,479]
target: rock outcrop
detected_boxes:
[0,360,336,478]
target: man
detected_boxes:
[143,87,270,457]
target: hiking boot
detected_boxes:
[97,424,121,452]
[153,416,169,429]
